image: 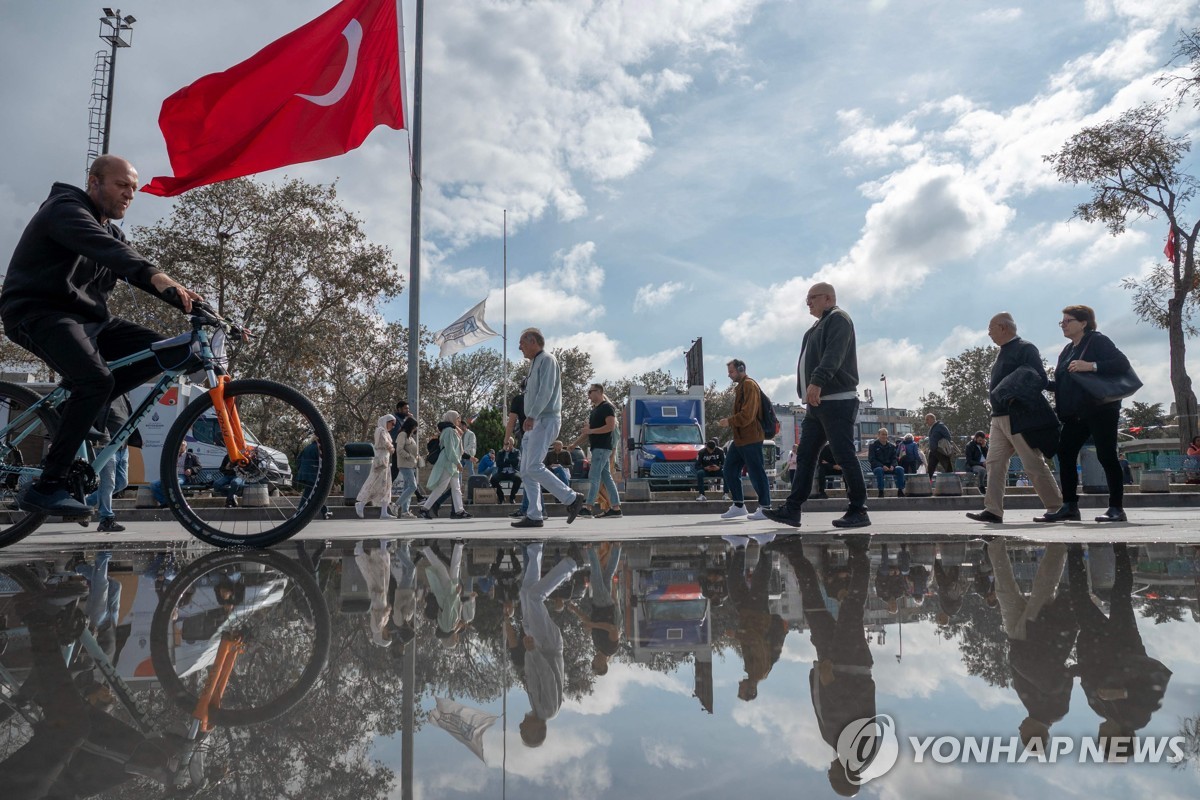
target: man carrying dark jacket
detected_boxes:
[966,313,1062,524]
[763,282,869,529]
[1,156,201,515]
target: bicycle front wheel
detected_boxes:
[162,379,336,548]
[0,382,56,548]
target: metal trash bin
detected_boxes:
[1079,444,1107,494]
[343,442,375,501]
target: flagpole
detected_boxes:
[406,0,425,422]
[502,209,508,421]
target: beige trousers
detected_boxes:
[984,415,1062,518]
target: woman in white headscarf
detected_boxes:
[419,410,470,519]
[356,414,396,519]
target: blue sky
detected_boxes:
[3,0,1200,415]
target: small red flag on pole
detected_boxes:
[144,0,405,197]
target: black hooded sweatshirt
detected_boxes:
[1,182,162,330]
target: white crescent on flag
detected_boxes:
[296,19,363,106]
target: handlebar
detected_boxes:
[162,287,251,340]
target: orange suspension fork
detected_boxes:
[208,376,248,464]
[193,634,245,733]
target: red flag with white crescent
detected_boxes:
[144,0,404,197]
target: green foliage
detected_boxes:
[472,407,506,456]
[1123,401,1167,429]
[919,345,998,440]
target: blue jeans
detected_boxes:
[872,465,906,492]
[86,446,128,520]
[213,473,245,499]
[722,441,771,507]
[150,474,186,506]
[395,466,417,512]
[786,398,867,512]
[585,448,620,506]
[74,552,120,630]
[549,465,571,486]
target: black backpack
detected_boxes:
[760,388,779,439]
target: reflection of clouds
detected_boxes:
[412,764,489,798]
[564,661,692,716]
[642,737,702,770]
[873,621,1020,712]
[479,727,613,800]
[731,696,831,771]
[1136,618,1200,672]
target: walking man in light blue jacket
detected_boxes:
[513,328,585,528]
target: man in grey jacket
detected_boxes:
[763,283,869,529]
[512,328,585,527]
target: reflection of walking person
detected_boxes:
[726,543,787,701]
[568,544,623,675]
[776,536,874,795]
[1068,544,1172,749]
[987,538,1075,747]
[518,542,583,746]
[354,540,393,647]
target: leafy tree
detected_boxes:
[500,346,595,442]
[1044,93,1200,451]
[919,345,998,441]
[0,338,53,381]
[1124,400,1167,428]
[471,407,506,455]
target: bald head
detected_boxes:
[988,312,1017,346]
[87,155,138,222]
[807,282,838,318]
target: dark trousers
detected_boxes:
[785,540,872,666]
[491,472,521,501]
[6,313,187,482]
[696,467,721,494]
[1057,403,1123,507]
[786,399,866,512]
[815,462,840,492]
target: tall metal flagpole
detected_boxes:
[406,0,425,421]
[502,209,508,419]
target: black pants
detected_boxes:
[1057,403,1123,507]
[492,473,521,501]
[786,399,866,512]
[815,463,839,492]
[6,313,187,482]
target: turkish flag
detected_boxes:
[143,0,404,197]
[1164,226,1177,263]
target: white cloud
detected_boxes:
[633,280,688,311]
[976,8,1023,24]
[555,330,685,381]
[837,109,923,167]
[485,241,606,326]
[564,662,691,716]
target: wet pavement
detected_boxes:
[2,523,1199,798]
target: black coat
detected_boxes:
[991,366,1059,457]
[1048,330,1131,419]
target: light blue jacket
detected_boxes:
[525,350,563,419]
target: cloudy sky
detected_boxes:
[4,0,1200,414]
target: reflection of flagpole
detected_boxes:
[896,607,903,663]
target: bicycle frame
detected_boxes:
[191,634,245,735]
[0,323,249,485]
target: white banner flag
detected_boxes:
[428,696,498,763]
[433,299,499,358]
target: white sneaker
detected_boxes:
[380,509,395,520]
[697,494,707,502]
[721,505,748,520]
[722,534,750,548]
[354,501,365,518]
[747,508,770,521]
[749,532,777,546]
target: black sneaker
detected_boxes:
[965,510,1003,524]
[450,510,473,519]
[19,483,91,517]
[831,509,871,528]
[565,494,585,524]
[599,508,622,518]
[577,507,594,517]
[508,509,525,518]
[511,516,544,528]
[762,507,802,527]
[225,495,239,508]
[97,517,125,533]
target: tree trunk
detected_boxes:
[1168,295,1199,452]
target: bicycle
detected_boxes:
[0,297,336,548]
[0,548,331,794]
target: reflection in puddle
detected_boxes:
[1,535,1198,798]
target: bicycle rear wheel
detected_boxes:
[162,379,335,548]
[149,548,331,727]
[0,382,56,548]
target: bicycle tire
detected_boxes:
[149,548,331,727]
[0,382,58,548]
[161,379,336,548]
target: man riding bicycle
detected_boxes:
[0,155,202,516]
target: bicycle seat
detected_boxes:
[150,332,193,352]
